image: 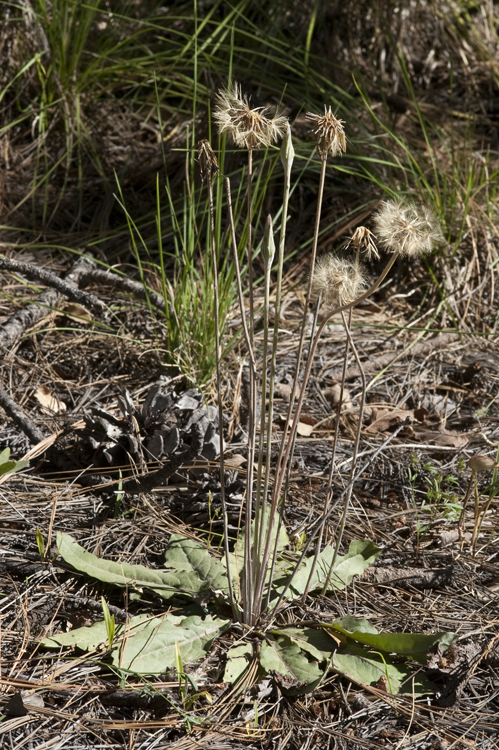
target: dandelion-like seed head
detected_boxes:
[311,254,368,307]
[197,139,219,183]
[372,200,443,257]
[347,226,379,260]
[306,106,346,159]
[213,82,287,150]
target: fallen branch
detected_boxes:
[0,257,107,315]
[77,267,169,312]
[0,255,96,350]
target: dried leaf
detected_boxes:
[323,384,352,409]
[224,453,246,470]
[275,382,299,402]
[60,302,93,323]
[365,408,412,433]
[296,421,315,437]
[34,385,67,415]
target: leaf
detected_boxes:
[224,643,254,683]
[60,302,93,323]
[0,447,29,477]
[56,532,223,601]
[164,534,230,599]
[41,612,230,675]
[275,540,381,599]
[296,421,315,437]
[333,645,438,696]
[34,385,67,415]
[231,505,290,593]
[330,618,457,664]
[260,636,326,694]
[270,626,340,661]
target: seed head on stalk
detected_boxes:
[372,199,443,257]
[306,106,346,159]
[311,254,368,307]
[197,139,219,183]
[347,226,380,260]
[213,82,287,150]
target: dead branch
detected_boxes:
[0,255,96,350]
[0,257,108,315]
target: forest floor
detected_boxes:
[1,249,499,750]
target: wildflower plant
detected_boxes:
[45,83,455,699]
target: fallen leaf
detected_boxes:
[296,422,315,437]
[365,408,413,433]
[323,384,352,410]
[275,382,299,402]
[224,454,247,470]
[34,386,67,415]
[60,303,93,323]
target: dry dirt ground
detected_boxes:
[1,252,499,750]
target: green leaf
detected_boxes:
[56,532,227,602]
[350,631,457,665]
[0,458,29,476]
[230,505,290,593]
[223,643,254,683]
[333,645,439,696]
[330,615,380,636]
[41,612,230,675]
[260,635,327,694]
[329,618,457,664]
[164,534,230,599]
[275,540,381,599]
[0,448,10,464]
[270,626,338,662]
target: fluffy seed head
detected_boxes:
[347,226,379,260]
[197,139,219,182]
[372,200,443,257]
[213,82,288,150]
[312,254,368,307]
[306,106,346,158]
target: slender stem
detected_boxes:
[225,178,256,370]
[254,157,328,609]
[207,173,238,620]
[273,158,328,498]
[253,219,274,596]
[264,292,323,610]
[258,147,293,615]
[244,147,257,623]
[254,249,400,602]
[321,311,367,592]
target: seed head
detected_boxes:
[311,254,368,307]
[306,106,346,159]
[213,82,287,150]
[372,199,443,257]
[347,226,379,260]
[197,139,219,183]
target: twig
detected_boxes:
[0,257,108,315]
[0,255,96,350]
[78,267,169,312]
